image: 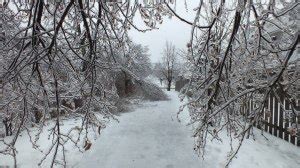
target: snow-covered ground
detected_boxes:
[1,91,300,167]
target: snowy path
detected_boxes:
[72,91,203,168]
[70,91,300,168]
[1,91,300,168]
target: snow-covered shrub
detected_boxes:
[137,81,168,101]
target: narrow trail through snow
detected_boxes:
[1,91,299,167]
[72,91,300,168]
[73,91,203,168]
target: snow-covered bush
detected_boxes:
[136,81,168,101]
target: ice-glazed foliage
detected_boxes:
[178,0,299,166]
[0,0,174,167]
[118,41,152,80]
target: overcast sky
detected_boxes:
[129,1,198,63]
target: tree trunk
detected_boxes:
[3,117,12,136]
[3,119,9,136]
[124,72,130,95]
[167,80,171,91]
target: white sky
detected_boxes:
[129,1,198,63]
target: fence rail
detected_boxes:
[175,78,300,146]
[241,93,300,146]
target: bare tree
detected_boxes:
[157,41,178,91]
